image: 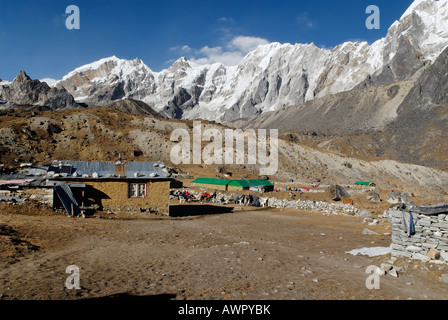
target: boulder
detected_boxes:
[412,253,431,262]
[46,123,63,134]
[439,274,448,284]
[329,185,349,201]
[386,192,402,204]
[427,248,441,260]
[440,251,448,262]
[388,267,399,278]
[386,192,415,205]
[362,228,380,235]
[358,210,373,219]
[367,192,381,202]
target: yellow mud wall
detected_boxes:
[191,183,228,191]
[86,180,170,215]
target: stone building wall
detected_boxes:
[390,209,448,263]
[0,187,53,205]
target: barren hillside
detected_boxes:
[230,47,448,172]
[1,105,447,200]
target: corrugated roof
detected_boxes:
[228,180,252,187]
[191,178,231,185]
[191,177,272,188]
[0,179,35,186]
[0,167,48,187]
[248,179,274,187]
[47,160,170,180]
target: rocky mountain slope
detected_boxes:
[0,71,80,110]
[41,0,448,123]
[230,45,448,171]
[1,0,447,199]
[1,106,448,199]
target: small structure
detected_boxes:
[47,160,172,216]
[191,178,231,191]
[355,181,376,187]
[248,179,275,192]
[191,177,274,193]
[228,180,252,192]
[390,204,448,263]
[0,166,53,205]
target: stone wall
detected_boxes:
[0,187,53,205]
[262,197,359,215]
[390,209,448,263]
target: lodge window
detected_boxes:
[129,183,147,198]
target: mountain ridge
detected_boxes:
[230,45,448,171]
[26,0,446,123]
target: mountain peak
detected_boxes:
[48,0,448,122]
[168,57,192,70]
[62,56,122,80]
[401,0,443,18]
[13,71,32,84]
[394,0,448,62]
[400,0,448,25]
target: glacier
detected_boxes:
[48,0,448,123]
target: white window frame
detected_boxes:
[129,182,147,198]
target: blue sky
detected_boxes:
[0,0,415,81]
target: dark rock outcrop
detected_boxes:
[0,71,80,109]
[357,36,429,88]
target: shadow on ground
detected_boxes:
[169,204,234,217]
[82,293,177,300]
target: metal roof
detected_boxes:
[191,178,231,185]
[228,180,252,187]
[47,160,170,180]
[0,166,49,187]
[191,177,272,188]
[248,179,274,187]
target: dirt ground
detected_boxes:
[0,200,448,301]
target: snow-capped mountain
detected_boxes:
[51,0,448,122]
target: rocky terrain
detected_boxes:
[1,201,448,301]
[1,0,448,304]
[0,71,80,110]
[1,105,448,201]
[231,45,448,172]
[0,0,447,198]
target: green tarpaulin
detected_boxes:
[355,182,375,186]
[191,178,231,185]
[192,178,273,188]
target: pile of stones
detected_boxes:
[390,208,448,264]
[264,197,359,215]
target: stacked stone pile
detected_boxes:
[390,208,448,263]
[264,197,359,215]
